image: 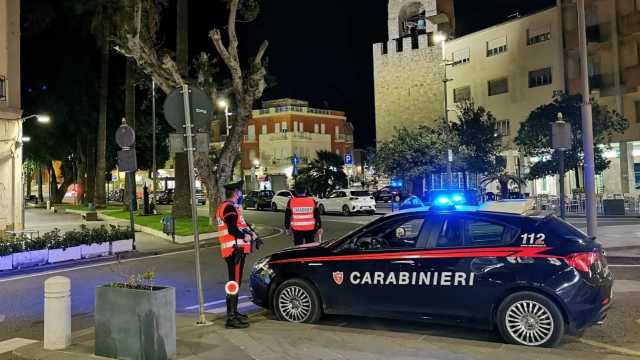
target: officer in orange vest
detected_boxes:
[285,182,322,246]
[215,180,258,329]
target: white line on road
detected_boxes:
[183,295,249,310]
[609,265,640,267]
[205,301,256,314]
[575,337,640,357]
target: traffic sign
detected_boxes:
[291,155,300,166]
[344,153,353,167]
[115,121,135,148]
[163,86,214,132]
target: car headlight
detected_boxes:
[253,256,271,272]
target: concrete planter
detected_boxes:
[48,246,82,264]
[13,249,49,268]
[81,243,110,259]
[95,285,176,360]
[0,255,12,271]
[110,239,133,254]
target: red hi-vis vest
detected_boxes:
[290,197,317,231]
[216,201,251,258]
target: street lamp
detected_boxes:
[435,32,454,189]
[21,136,31,143]
[21,114,51,124]
[217,100,231,135]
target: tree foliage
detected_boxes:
[451,101,502,175]
[515,93,629,179]
[297,151,347,197]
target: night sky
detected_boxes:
[21,0,557,148]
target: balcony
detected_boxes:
[243,135,257,143]
[252,106,345,117]
[335,134,354,142]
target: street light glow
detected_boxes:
[434,32,447,43]
[22,136,31,143]
[217,100,228,109]
[37,115,51,124]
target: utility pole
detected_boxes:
[577,0,598,236]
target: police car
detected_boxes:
[250,196,613,347]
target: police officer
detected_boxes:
[215,180,258,329]
[285,182,322,246]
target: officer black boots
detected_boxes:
[225,295,249,329]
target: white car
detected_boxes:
[270,190,293,211]
[317,190,376,216]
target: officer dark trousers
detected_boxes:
[292,230,316,246]
[225,249,248,327]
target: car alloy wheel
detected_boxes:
[274,279,322,324]
[497,291,564,347]
[505,300,554,346]
[272,203,278,211]
[318,204,325,215]
[342,205,351,216]
[278,286,312,322]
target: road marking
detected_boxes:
[0,248,197,283]
[575,337,640,357]
[609,265,640,267]
[205,301,256,314]
[183,295,249,310]
[0,338,38,354]
[262,228,284,239]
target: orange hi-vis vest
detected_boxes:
[290,197,317,231]
[216,201,251,258]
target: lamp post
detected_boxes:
[217,100,231,135]
[152,80,158,210]
[552,112,571,219]
[434,32,454,189]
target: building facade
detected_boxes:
[0,0,22,231]
[241,99,354,189]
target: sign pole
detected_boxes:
[559,149,566,219]
[152,80,158,209]
[181,84,208,325]
[127,171,136,249]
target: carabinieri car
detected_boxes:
[250,205,613,347]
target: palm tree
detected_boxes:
[298,151,348,198]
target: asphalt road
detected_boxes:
[0,208,639,358]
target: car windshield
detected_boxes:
[350,191,370,197]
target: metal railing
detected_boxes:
[532,194,640,216]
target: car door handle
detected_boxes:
[391,260,415,265]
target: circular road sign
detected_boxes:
[163,86,214,132]
[115,124,136,148]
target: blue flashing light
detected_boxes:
[435,196,452,205]
[451,194,464,204]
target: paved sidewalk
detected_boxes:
[10,312,640,360]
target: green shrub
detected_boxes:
[42,229,63,250]
[91,226,110,245]
[22,233,48,251]
[108,225,133,242]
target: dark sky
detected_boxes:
[21,0,557,149]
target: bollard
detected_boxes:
[44,276,71,350]
[46,200,51,210]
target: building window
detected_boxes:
[275,123,281,133]
[335,126,340,137]
[314,124,319,133]
[453,86,471,103]
[488,78,509,96]
[261,124,267,134]
[487,36,507,57]
[299,122,304,133]
[281,121,288,132]
[0,76,5,101]
[247,125,256,141]
[528,67,552,88]
[527,25,551,45]
[293,121,298,132]
[496,120,511,137]
[635,101,640,123]
[635,164,640,185]
[452,48,470,66]
[321,124,326,134]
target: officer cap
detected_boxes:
[223,180,244,191]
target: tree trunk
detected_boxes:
[37,166,43,203]
[94,32,110,209]
[123,59,137,212]
[172,0,192,218]
[26,172,32,197]
[85,136,96,204]
[499,179,509,200]
[76,138,86,204]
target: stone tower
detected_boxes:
[373,0,455,143]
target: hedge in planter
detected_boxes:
[0,241,13,271]
[12,234,48,268]
[108,225,134,254]
[80,225,109,259]
[48,229,82,264]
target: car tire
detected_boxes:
[271,202,278,212]
[342,205,351,217]
[273,279,322,324]
[318,204,326,215]
[496,291,565,348]
[242,202,247,210]
[367,210,375,216]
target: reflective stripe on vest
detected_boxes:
[290,197,317,231]
[216,201,251,257]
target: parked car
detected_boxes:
[317,190,376,216]
[244,190,274,210]
[271,190,293,211]
[399,195,425,210]
[373,189,393,202]
[157,189,174,205]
